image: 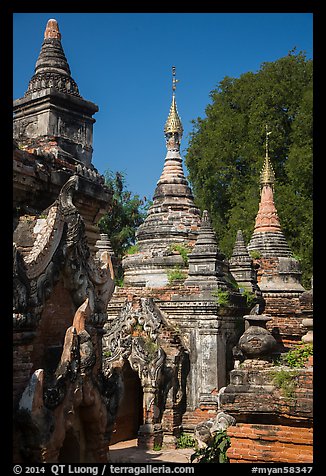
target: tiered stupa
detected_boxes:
[13,19,98,167]
[247,126,304,295]
[229,230,260,294]
[184,210,235,290]
[13,19,110,254]
[123,67,201,286]
[247,126,305,346]
[247,129,292,259]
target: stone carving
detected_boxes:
[194,411,236,448]
[26,73,81,98]
[237,314,277,363]
[13,175,114,332]
[103,297,188,445]
[103,298,165,380]
[17,299,111,462]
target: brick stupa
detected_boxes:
[247,127,305,345]
[247,139,304,294]
[13,19,99,167]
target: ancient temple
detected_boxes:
[14,19,97,167]
[229,229,260,294]
[104,71,248,448]
[13,20,313,465]
[13,19,108,254]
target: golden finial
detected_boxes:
[164,66,183,137]
[260,125,275,187]
[172,65,179,95]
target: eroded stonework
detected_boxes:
[13,176,115,463]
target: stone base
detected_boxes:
[137,424,163,449]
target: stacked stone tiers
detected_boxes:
[13,19,98,167]
[229,230,259,293]
[136,148,201,252]
[247,231,292,258]
[123,99,201,287]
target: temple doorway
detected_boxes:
[110,360,143,445]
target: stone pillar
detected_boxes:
[138,387,163,449]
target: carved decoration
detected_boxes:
[25,73,81,98]
[17,299,111,463]
[103,298,188,438]
[13,175,114,332]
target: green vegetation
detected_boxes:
[153,443,162,451]
[169,243,191,266]
[125,244,140,255]
[176,433,196,449]
[143,339,159,357]
[98,170,150,283]
[114,276,124,288]
[185,50,312,287]
[241,288,256,308]
[250,250,262,260]
[271,369,299,399]
[212,288,230,307]
[277,343,313,369]
[191,430,231,463]
[167,266,186,284]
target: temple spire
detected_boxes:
[248,125,292,257]
[164,66,183,142]
[25,18,80,97]
[260,125,275,189]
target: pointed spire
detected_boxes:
[191,210,219,253]
[25,18,80,97]
[164,66,183,140]
[230,230,251,262]
[247,126,292,257]
[44,19,61,39]
[14,18,98,166]
[260,125,275,188]
[185,210,231,290]
[229,230,260,293]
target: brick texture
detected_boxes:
[227,423,313,463]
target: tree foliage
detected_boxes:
[98,170,149,260]
[185,50,312,287]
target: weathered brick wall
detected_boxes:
[31,280,76,372]
[13,335,34,408]
[227,423,313,463]
[181,408,218,430]
[265,295,305,348]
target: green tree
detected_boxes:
[185,50,312,287]
[98,170,149,260]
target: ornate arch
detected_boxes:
[102,298,188,448]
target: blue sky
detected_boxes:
[13,13,313,202]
